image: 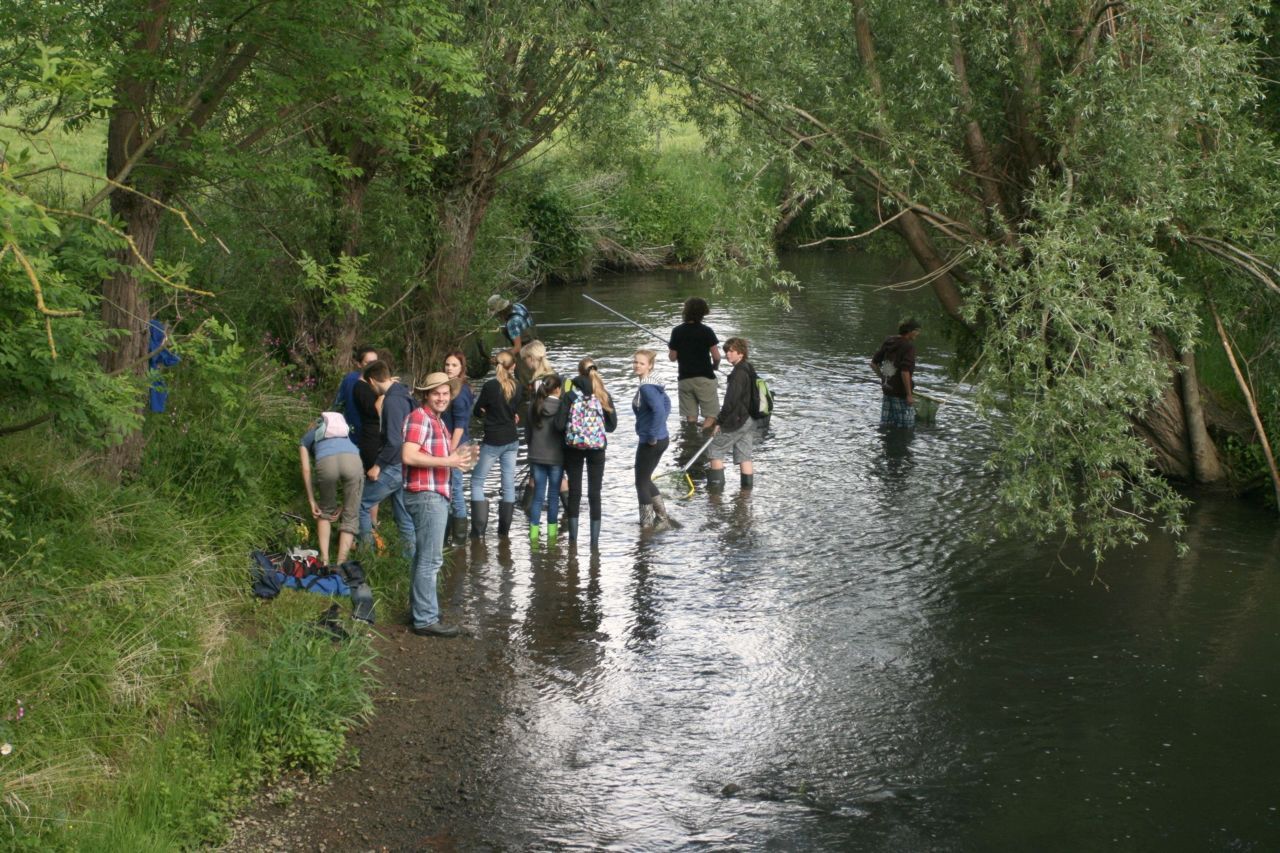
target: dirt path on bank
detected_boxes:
[222,613,517,853]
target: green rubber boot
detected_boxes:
[547,522,558,545]
[529,524,540,546]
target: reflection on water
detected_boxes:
[438,255,1280,851]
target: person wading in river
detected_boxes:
[871,318,921,429]
[489,294,536,356]
[401,372,474,638]
[555,358,618,549]
[471,350,523,538]
[632,349,673,530]
[706,337,759,493]
[668,296,722,427]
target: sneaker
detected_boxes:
[410,621,461,638]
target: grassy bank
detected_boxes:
[0,345,379,849]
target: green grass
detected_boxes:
[1,111,108,207]
[0,344,382,848]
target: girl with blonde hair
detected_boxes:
[470,350,523,537]
[631,349,673,530]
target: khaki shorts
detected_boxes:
[709,420,755,465]
[677,376,719,421]
[315,453,365,534]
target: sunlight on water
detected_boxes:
[438,255,1280,851]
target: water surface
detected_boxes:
[445,252,1280,851]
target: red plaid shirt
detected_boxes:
[402,407,451,498]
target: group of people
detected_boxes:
[296,292,926,637]
[295,294,773,638]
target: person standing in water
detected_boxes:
[525,374,566,546]
[667,297,721,427]
[471,350,523,538]
[871,318,921,429]
[556,358,617,549]
[632,349,673,530]
[706,337,759,493]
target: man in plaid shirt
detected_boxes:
[401,371,473,637]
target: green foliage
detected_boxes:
[298,252,380,317]
[662,0,1280,552]
[0,401,372,849]
[143,320,310,510]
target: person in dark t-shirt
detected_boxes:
[871,318,921,429]
[667,296,722,426]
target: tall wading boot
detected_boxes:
[638,503,656,529]
[589,518,601,550]
[452,515,469,541]
[706,468,726,493]
[650,494,675,531]
[497,501,516,538]
[470,500,489,538]
[740,473,754,491]
[566,517,579,543]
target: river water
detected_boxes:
[443,252,1280,851]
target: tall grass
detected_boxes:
[0,339,378,848]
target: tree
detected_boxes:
[659,0,1280,555]
[0,0,470,475]
[401,0,656,367]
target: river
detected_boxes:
[441,252,1280,851]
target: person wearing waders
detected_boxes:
[401,372,475,637]
[631,349,673,530]
[555,358,618,549]
[706,337,758,493]
[667,297,722,427]
[871,318,921,429]
[357,360,418,560]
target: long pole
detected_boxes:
[680,435,716,473]
[581,294,669,346]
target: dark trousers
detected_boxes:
[634,438,669,505]
[564,446,606,520]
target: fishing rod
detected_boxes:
[581,294,669,346]
[537,321,633,329]
[581,294,731,374]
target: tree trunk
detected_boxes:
[326,163,378,376]
[1132,333,1194,480]
[1179,347,1226,484]
[893,212,967,323]
[100,38,165,479]
[409,174,497,376]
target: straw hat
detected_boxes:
[487,294,510,314]
[413,371,451,392]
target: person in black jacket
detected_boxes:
[470,350,524,537]
[554,357,618,549]
[706,337,757,493]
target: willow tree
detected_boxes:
[401,0,655,365]
[658,0,1280,555]
[0,0,469,475]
